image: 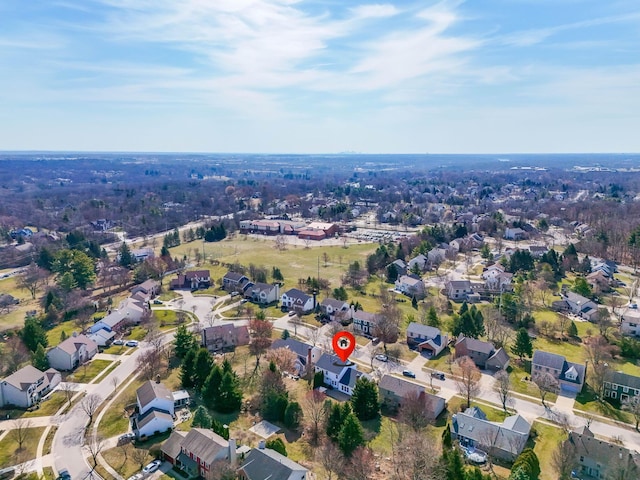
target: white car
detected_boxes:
[125,340,139,347]
[374,354,388,362]
[126,474,143,480]
[142,460,161,474]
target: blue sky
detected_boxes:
[0,0,639,153]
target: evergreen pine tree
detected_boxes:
[202,364,223,409]
[337,412,365,457]
[193,348,213,389]
[326,403,343,441]
[216,372,243,413]
[21,316,48,352]
[442,423,452,448]
[511,328,534,360]
[173,324,197,359]
[427,305,440,327]
[567,321,578,337]
[118,242,133,268]
[284,401,303,429]
[60,330,68,342]
[192,405,212,429]
[281,329,290,340]
[180,349,197,388]
[350,377,379,421]
[444,449,465,480]
[32,344,49,370]
[265,438,287,457]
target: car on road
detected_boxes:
[402,370,416,378]
[56,469,71,480]
[142,460,162,474]
[125,340,139,347]
[153,299,163,304]
[117,432,135,445]
[113,339,124,345]
[431,371,445,380]
[374,354,388,362]
[630,303,638,309]
[288,311,297,316]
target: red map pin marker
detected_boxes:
[332,331,356,363]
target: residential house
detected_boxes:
[566,426,640,480]
[170,270,211,290]
[89,297,148,334]
[446,280,473,301]
[238,445,309,480]
[201,323,250,352]
[132,380,175,438]
[427,248,447,266]
[604,371,640,403]
[586,270,611,294]
[451,406,531,461]
[395,275,426,299]
[90,219,112,231]
[161,428,234,478]
[621,310,640,337]
[454,336,510,370]
[131,279,160,299]
[558,291,598,321]
[531,350,586,393]
[222,272,250,292]
[315,353,365,396]
[319,298,351,322]
[351,310,378,338]
[408,254,428,272]
[378,374,445,419]
[528,245,548,258]
[280,288,314,313]
[131,248,155,262]
[387,259,407,278]
[481,264,513,292]
[245,282,280,305]
[270,339,321,376]
[46,333,98,371]
[406,323,448,357]
[172,390,191,409]
[88,328,116,347]
[504,228,526,241]
[0,366,61,408]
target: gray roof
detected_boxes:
[379,374,423,397]
[137,408,173,430]
[605,371,640,390]
[52,334,97,356]
[250,282,276,294]
[239,447,308,480]
[456,336,494,355]
[180,428,228,461]
[564,291,592,306]
[448,280,472,289]
[316,353,355,376]
[532,350,566,371]
[271,339,312,362]
[2,365,49,391]
[137,380,173,410]
[407,322,441,340]
[487,348,510,368]
[283,288,311,304]
[352,310,377,323]
[568,427,640,474]
[320,298,347,309]
[224,271,247,282]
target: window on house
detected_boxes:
[604,382,611,389]
[580,456,584,462]
[611,392,617,399]
[623,386,629,393]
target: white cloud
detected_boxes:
[350,4,399,19]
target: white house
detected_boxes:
[406,323,448,357]
[47,333,98,371]
[280,288,314,313]
[320,298,351,322]
[133,379,175,438]
[395,275,426,299]
[352,310,378,337]
[504,227,526,240]
[315,353,364,396]
[446,280,473,301]
[0,366,61,408]
[245,282,280,305]
[621,310,640,337]
[88,329,116,347]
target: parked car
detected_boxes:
[374,354,388,362]
[630,303,638,309]
[142,460,162,474]
[372,337,380,344]
[113,339,124,345]
[126,474,143,480]
[56,469,71,480]
[288,311,297,316]
[125,340,139,347]
[431,371,445,380]
[153,299,163,304]
[402,370,416,378]
[117,432,135,445]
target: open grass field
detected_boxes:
[0,274,40,331]
[65,359,113,383]
[0,426,46,468]
[531,421,566,480]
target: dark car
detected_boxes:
[402,370,416,378]
[431,371,445,380]
[117,432,135,445]
[57,469,71,480]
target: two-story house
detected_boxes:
[567,426,639,480]
[90,296,148,334]
[245,282,280,305]
[238,445,309,480]
[170,270,211,290]
[131,279,160,299]
[604,370,640,403]
[378,374,445,419]
[162,428,234,478]
[446,280,473,301]
[394,275,426,299]
[406,323,448,357]
[386,259,407,278]
[557,291,598,322]
[222,271,250,293]
[531,350,586,393]
[407,254,428,272]
[454,336,510,371]
[132,379,175,438]
[351,310,379,338]
[315,353,364,396]
[0,365,61,408]
[270,339,321,377]
[452,406,531,461]
[620,310,640,337]
[46,333,98,371]
[280,288,314,313]
[319,298,351,323]
[201,323,251,352]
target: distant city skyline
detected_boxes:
[0,1,639,154]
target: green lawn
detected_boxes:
[127,326,149,341]
[45,320,80,346]
[447,396,510,421]
[0,391,68,419]
[0,426,46,468]
[508,361,558,404]
[43,426,57,455]
[158,291,181,301]
[574,386,633,424]
[98,377,145,438]
[102,344,131,355]
[65,359,113,383]
[43,466,55,480]
[531,421,566,480]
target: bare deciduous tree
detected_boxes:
[302,390,328,446]
[391,427,443,480]
[265,347,298,374]
[585,335,615,400]
[623,397,640,430]
[533,372,558,408]
[86,433,105,471]
[494,370,513,413]
[80,393,102,425]
[317,438,343,480]
[341,446,375,480]
[398,390,432,431]
[454,356,482,408]
[552,438,577,480]
[131,447,151,469]
[10,418,33,450]
[16,263,48,299]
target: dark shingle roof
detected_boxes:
[605,371,640,390]
[532,350,566,370]
[456,336,494,355]
[136,380,173,410]
[181,428,228,461]
[239,447,308,480]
